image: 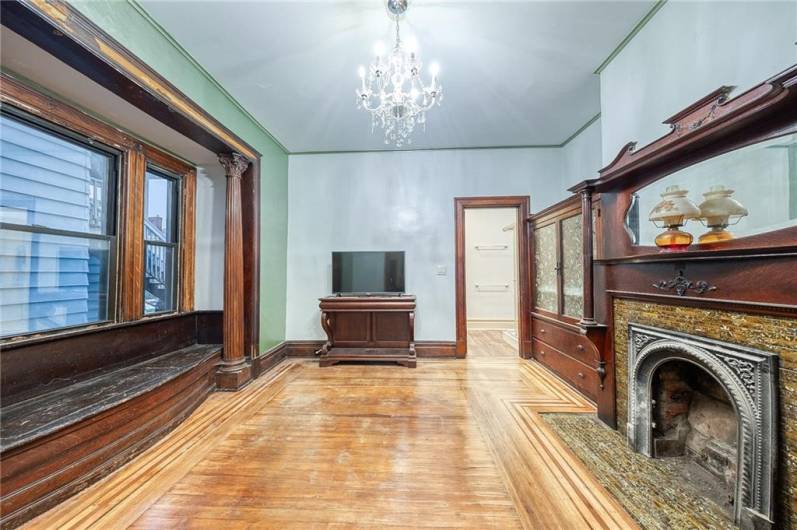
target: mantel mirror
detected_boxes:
[625,131,797,249]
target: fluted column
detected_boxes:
[217,152,252,390]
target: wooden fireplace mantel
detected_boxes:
[317,295,417,368]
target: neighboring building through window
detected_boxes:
[143,168,179,314]
[0,111,117,337]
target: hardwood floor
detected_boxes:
[23,331,636,529]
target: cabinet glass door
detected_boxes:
[561,214,583,318]
[533,223,558,313]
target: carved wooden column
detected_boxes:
[579,188,596,326]
[217,152,252,390]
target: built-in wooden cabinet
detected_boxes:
[529,196,604,402]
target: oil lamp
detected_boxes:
[649,185,701,251]
[697,185,749,244]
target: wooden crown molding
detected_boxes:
[3,0,260,161]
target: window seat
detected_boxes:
[0,344,221,453]
[0,312,223,529]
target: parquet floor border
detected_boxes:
[22,331,637,529]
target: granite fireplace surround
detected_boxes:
[613,299,796,529]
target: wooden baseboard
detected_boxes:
[257,340,458,364]
[286,341,324,357]
[415,341,457,358]
[252,342,290,377]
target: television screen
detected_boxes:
[332,251,405,294]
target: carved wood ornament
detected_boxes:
[217,153,253,389]
[651,271,717,297]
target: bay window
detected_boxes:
[0,76,196,340]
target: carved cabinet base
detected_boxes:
[317,296,416,368]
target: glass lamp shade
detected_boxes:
[697,185,749,244]
[649,185,700,250]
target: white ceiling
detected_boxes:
[139,0,654,153]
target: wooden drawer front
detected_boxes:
[531,338,597,402]
[531,317,596,367]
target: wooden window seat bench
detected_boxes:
[0,312,223,529]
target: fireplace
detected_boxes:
[627,324,778,529]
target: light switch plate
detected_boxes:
[436,265,447,276]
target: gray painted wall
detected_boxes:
[600,0,797,164]
[286,148,564,341]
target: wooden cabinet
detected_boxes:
[529,196,605,402]
[317,295,416,367]
[532,197,584,320]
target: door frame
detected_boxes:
[454,196,531,357]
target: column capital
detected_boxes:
[218,152,250,180]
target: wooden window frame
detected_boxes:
[0,106,122,337]
[0,73,196,341]
[142,166,180,316]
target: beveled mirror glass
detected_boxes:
[626,132,797,247]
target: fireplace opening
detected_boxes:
[651,360,738,517]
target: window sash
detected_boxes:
[0,227,118,339]
[1,108,120,237]
[0,108,120,338]
[142,241,178,315]
[142,167,181,316]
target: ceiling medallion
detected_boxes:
[356,0,443,147]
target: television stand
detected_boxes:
[316,295,416,368]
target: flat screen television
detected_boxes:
[332,251,405,294]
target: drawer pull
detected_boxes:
[577,344,584,351]
[540,329,546,334]
[577,372,585,379]
[539,350,546,356]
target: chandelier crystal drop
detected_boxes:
[356,0,443,147]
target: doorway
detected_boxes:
[454,196,531,357]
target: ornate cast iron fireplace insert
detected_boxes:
[627,324,778,529]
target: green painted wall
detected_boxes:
[71,0,288,351]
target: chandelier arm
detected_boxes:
[360,99,384,112]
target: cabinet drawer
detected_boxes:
[531,338,597,402]
[531,317,596,367]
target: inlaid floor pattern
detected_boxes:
[24,330,636,529]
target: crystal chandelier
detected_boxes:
[356,0,443,147]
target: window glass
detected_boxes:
[561,214,583,318]
[144,170,177,243]
[143,169,179,314]
[533,223,557,313]
[0,113,116,337]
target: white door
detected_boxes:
[464,208,518,331]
